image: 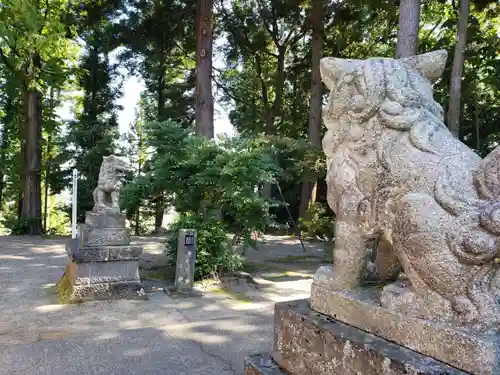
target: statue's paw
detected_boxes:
[380,282,455,322]
[312,265,360,290]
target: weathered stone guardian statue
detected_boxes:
[245,50,484,375]
[57,155,147,302]
[93,155,131,212]
[308,50,500,374]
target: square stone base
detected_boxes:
[57,243,148,303]
[57,270,147,302]
[78,225,130,246]
[85,211,126,228]
[269,299,467,375]
[310,266,499,375]
[244,353,286,375]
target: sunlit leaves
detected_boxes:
[0,0,80,89]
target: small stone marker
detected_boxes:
[175,229,197,291]
[164,229,202,297]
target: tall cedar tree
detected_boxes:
[67,41,120,222]
[195,0,215,139]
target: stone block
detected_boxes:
[65,238,79,256]
[310,270,498,375]
[85,210,126,228]
[272,299,467,375]
[67,281,147,301]
[71,283,112,300]
[175,229,197,292]
[78,225,130,246]
[244,353,287,375]
[69,245,143,262]
[109,281,147,300]
[70,246,110,262]
[73,260,140,285]
[108,245,143,261]
[57,259,147,302]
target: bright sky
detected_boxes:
[57,41,236,139]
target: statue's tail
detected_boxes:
[436,146,500,324]
[435,146,500,265]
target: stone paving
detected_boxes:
[0,235,331,375]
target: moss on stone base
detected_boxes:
[55,268,79,304]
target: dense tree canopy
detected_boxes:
[0,0,499,239]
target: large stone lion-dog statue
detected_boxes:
[319,49,500,327]
[93,155,132,212]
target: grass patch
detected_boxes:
[194,278,219,289]
[140,266,176,281]
[209,287,253,303]
[267,255,318,263]
[272,270,309,278]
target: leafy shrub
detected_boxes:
[299,202,335,242]
[1,216,40,235]
[1,202,70,236]
[44,204,71,236]
[165,214,243,280]
[121,120,284,279]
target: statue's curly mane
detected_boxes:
[341,59,500,314]
[340,58,447,154]
[98,157,124,191]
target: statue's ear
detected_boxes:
[399,50,447,83]
[320,57,362,90]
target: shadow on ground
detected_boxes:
[0,234,329,375]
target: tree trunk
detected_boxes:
[134,161,142,236]
[21,90,42,234]
[396,0,421,58]
[299,0,324,218]
[43,133,51,233]
[195,0,214,139]
[268,47,286,130]
[153,70,166,231]
[154,195,164,235]
[135,208,140,236]
[0,97,14,214]
[0,137,5,214]
[447,0,470,138]
[43,87,55,233]
[475,96,480,152]
[0,171,4,214]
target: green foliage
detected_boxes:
[165,214,243,280]
[122,119,286,277]
[63,35,121,221]
[1,199,70,235]
[299,202,335,242]
[0,0,79,90]
[1,0,500,242]
[1,216,41,235]
[44,204,71,236]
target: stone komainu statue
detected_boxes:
[320,49,500,328]
[93,155,131,212]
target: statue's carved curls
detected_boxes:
[93,155,132,213]
[320,49,500,329]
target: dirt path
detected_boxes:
[0,235,330,375]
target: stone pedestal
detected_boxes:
[57,210,147,302]
[310,266,499,375]
[245,300,468,375]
